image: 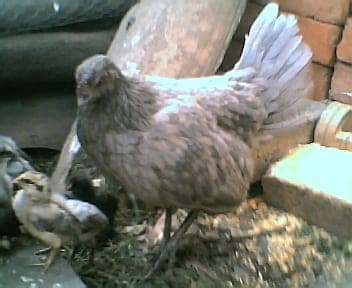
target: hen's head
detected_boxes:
[75,55,123,107]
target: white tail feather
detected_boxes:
[235,3,312,127]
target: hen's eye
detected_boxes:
[95,78,103,88]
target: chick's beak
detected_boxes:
[12,177,23,191]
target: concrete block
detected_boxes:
[262,143,352,238]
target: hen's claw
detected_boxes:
[144,210,198,280]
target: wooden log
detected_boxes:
[314,101,352,151]
[107,0,247,77]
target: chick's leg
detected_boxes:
[144,210,199,280]
[30,232,61,271]
[34,247,51,255]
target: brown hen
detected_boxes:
[75,3,312,277]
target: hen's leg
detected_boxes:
[144,210,198,280]
[160,208,172,249]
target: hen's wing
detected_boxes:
[151,68,266,145]
[141,3,311,142]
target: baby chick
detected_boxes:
[0,135,34,179]
[0,135,34,236]
[68,171,117,239]
[12,171,108,270]
[0,154,20,236]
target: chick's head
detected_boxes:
[13,171,49,199]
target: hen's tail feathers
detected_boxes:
[235,3,313,130]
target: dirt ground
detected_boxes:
[15,149,352,288]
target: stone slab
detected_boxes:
[0,243,85,288]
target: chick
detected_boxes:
[11,171,108,270]
[0,135,34,179]
[0,136,34,236]
[0,154,20,236]
[68,170,117,239]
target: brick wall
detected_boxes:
[221,0,352,103]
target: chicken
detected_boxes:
[0,135,34,236]
[11,171,108,270]
[68,170,117,239]
[0,154,21,236]
[75,3,312,277]
[0,135,34,179]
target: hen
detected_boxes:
[0,134,34,237]
[75,3,312,277]
[11,171,108,270]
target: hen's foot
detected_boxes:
[144,210,198,280]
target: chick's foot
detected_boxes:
[30,247,59,271]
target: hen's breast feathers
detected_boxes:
[99,109,253,212]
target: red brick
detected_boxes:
[309,63,332,101]
[233,3,262,42]
[220,40,244,71]
[277,0,349,25]
[297,16,342,67]
[337,18,352,64]
[330,61,352,104]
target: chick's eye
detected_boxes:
[23,179,34,184]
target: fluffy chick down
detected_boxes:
[11,170,108,269]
